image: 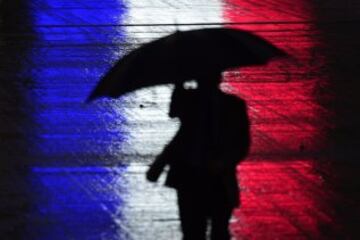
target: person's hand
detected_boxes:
[146,165,162,182]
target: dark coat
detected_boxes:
[148,86,250,207]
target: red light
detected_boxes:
[222,1,330,238]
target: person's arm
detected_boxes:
[146,140,176,182]
[235,101,251,162]
[146,154,168,182]
[217,99,251,167]
[169,82,187,118]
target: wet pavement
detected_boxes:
[0,0,360,239]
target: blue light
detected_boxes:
[28,0,129,164]
[29,166,128,240]
[25,1,130,239]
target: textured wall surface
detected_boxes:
[0,0,359,239]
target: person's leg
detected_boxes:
[177,188,207,240]
[210,205,233,240]
[209,186,234,240]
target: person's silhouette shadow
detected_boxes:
[147,71,250,240]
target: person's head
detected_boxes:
[197,71,222,90]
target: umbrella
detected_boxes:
[87,27,288,102]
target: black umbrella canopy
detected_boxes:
[87,28,288,102]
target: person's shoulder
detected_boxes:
[221,92,246,106]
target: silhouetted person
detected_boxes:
[147,72,250,240]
